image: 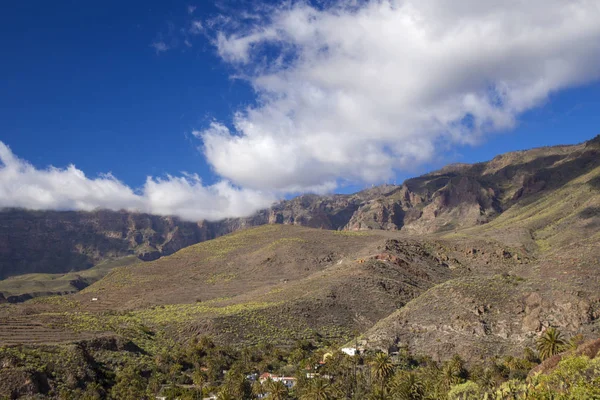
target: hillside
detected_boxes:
[0,136,597,359]
[0,226,448,345]
[363,147,600,361]
[1,136,598,291]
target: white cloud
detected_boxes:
[188,5,197,15]
[190,20,204,34]
[200,0,600,192]
[6,1,600,220]
[0,142,275,221]
[151,41,169,54]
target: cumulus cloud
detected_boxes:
[0,142,275,221]
[199,0,600,192]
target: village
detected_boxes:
[155,347,362,400]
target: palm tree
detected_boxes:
[300,378,334,400]
[224,372,250,398]
[441,355,466,389]
[370,352,395,399]
[216,388,236,400]
[191,369,206,387]
[251,380,264,398]
[389,371,425,400]
[368,386,391,400]
[266,380,288,400]
[536,327,567,360]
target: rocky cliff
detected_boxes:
[0,210,218,279]
[1,136,598,280]
[262,135,599,233]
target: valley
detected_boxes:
[0,136,599,398]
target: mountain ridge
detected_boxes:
[0,135,598,290]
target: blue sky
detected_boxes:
[1,1,599,219]
[1,1,249,188]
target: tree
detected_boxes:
[441,355,467,389]
[265,380,288,400]
[494,379,529,399]
[528,355,600,398]
[370,352,395,399]
[109,365,148,400]
[389,371,425,400]
[447,381,482,400]
[367,386,391,400]
[216,388,237,400]
[300,378,335,400]
[222,371,251,399]
[192,369,206,387]
[536,327,567,360]
[81,382,104,400]
[251,380,264,398]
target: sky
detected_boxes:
[1,0,599,221]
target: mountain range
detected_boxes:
[0,135,598,365]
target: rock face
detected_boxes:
[0,210,218,279]
[361,148,600,363]
[0,136,598,280]
[261,136,599,234]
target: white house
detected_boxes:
[259,373,296,388]
[341,347,357,356]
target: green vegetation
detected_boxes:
[176,225,285,260]
[332,231,370,236]
[536,327,567,360]
[261,237,309,251]
[53,299,285,341]
[2,331,597,399]
[1,139,599,399]
[0,256,139,297]
[529,355,600,398]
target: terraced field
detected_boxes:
[0,225,468,348]
[0,314,98,345]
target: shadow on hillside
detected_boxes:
[588,176,600,191]
[498,149,600,208]
[585,220,600,231]
[0,209,134,280]
[579,207,600,219]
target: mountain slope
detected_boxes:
[363,157,600,361]
[0,136,598,364]
[0,224,529,349]
[1,136,597,285]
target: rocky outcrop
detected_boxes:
[0,369,45,399]
[262,136,598,235]
[1,136,599,281]
[363,241,600,363]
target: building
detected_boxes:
[259,373,297,388]
[341,347,358,356]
